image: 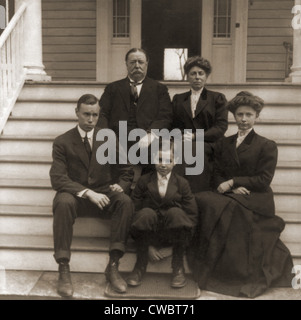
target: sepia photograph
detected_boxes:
[0,0,301,305]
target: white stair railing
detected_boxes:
[0,2,27,133]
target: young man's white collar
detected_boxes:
[77,125,94,147]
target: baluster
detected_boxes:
[6,34,12,99]
[1,44,8,110]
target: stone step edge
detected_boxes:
[1,154,300,167]
[0,205,300,224]
[6,117,301,125]
[2,135,301,146]
[1,235,300,261]
[1,156,301,170]
[0,234,136,253]
[22,81,301,88]
[1,179,301,194]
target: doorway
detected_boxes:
[141,0,202,80]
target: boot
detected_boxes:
[57,262,73,297]
[171,244,187,288]
[105,250,127,293]
[127,246,149,287]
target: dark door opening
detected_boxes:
[142,0,202,80]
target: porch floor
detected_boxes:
[0,270,300,300]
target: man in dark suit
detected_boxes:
[98,48,173,181]
[127,143,198,288]
[50,94,134,297]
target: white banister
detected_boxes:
[0,2,27,133]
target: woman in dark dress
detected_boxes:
[172,56,228,193]
[188,91,294,298]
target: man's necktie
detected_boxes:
[84,133,92,160]
[130,82,139,103]
[158,176,168,198]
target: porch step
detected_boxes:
[13,101,301,122]
[0,234,299,272]
[0,153,300,185]
[2,120,76,137]
[0,234,178,273]
[226,120,301,141]
[0,134,300,162]
[1,179,301,208]
[19,82,301,105]
[4,118,301,141]
[0,204,300,240]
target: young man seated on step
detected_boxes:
[49,94,134,297]
[127,140,198,288]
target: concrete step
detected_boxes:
[0,213,300,244]
[228,104,301,122]
[276,140,301,162]
[1,154,300,186]
[0,179,301,208]
[13,101,301,122]
[4,118,300,141]
[2,120,76,137]
[0,234,299,273]
[12,102,77,120]
[0,215,111,238]
[0,234,178,273]
[0,204,299,238]
[0,138,53,158]
[19,82,301,105]
[226,120,301,141]
[0,133,300,163]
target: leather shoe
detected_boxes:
[126,265,145,287]
[105,262,127,293]
[171,267,186,288]
[57,262,73,297]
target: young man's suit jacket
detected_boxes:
[50,126,133,195]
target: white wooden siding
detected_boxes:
[247,0,293,82]
[42,0,96,81]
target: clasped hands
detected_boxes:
[85,184,123,210]
[217,179,250,195]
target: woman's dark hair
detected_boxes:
[125,48,149,62]
[227,91,264,115]
[184,56,212,76]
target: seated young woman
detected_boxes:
[187,91,294,298]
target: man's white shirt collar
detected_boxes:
[77,125,94,142]
[157,172,171,181]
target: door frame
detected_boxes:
[201,0,248,83]
[96,0,141,82]
[96,0,248,83]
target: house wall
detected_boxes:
[247,0,294,82]
[42,0,97,81]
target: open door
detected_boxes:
[141,0,202,80]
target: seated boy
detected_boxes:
[127,141,198,288]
